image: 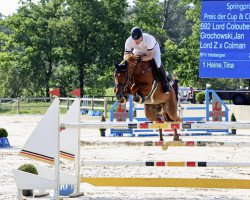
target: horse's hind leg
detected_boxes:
[159,129,163,142]
[163,91,182,122]
[173,129,180,141]
[144,104,164,141]
[164,113,181,141]
[156,115,164,141]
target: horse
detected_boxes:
[114,54,182,141]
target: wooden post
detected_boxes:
[91,98,94,111]
[66,97,70,110]
[104,98,107,118]
[17,97,20,115]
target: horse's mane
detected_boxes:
[124,54,138,65]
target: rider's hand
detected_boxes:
[136,55,142,62]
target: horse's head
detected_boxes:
[114,55,142,103]
[114,61,129,103]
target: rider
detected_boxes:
[124,27,170,93]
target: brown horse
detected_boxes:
[114,54,182,141]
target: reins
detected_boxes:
[114,56,153,97]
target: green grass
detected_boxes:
[0,89,116,115]
[0,101,68,115]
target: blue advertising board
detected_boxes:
[199,0,250,78]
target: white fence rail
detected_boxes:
[0,97,108,117]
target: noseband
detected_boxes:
[115,69,129,95]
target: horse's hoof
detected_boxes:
[162,145,168,151]
[173,138,182,141]
[173,137,180,141]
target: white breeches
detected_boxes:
[133,43,161,68]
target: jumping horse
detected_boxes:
[114,54,182,141]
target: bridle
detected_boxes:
[114,67,129,96]
[114,59,152,98]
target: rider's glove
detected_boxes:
[136,55,142,62]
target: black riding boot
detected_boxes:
[149,59,160,82]
[158,65,170,93]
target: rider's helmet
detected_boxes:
[131,27,142,40]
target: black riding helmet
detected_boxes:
[131,27,142,40]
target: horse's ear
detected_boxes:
[113,60,127,72]
[113,61,121,69]
[113,61,118,69]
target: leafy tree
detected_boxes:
[0,52,25,97]
[51,64,78,97]
[162,0,193,44]
[3,0,65,97]
[0,18,28,97]
[164,0,201,87]
[61,0,128,96]
[131,0,192,48]
[131,0,165,41]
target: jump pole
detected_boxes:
[59,112,250,193]
[81,160,250,167]
[80,177,250,189]
[61,121,250,130]
[80,140,250,147]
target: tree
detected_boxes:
[61,0,128,96]
[131,0,193,48]
[0,16,28,97]
[162,0,193,44]
[164,0,201,86]
[3,0,65,97]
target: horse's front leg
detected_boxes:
[162,94,182,141]
[159,129,164,142]
[163,112,181,141]
[144,105,164,141]
[173,129,180,141]
[131,84,144,103]
[156,114,164,141]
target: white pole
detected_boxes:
[80,141,250,147]
[54,98,60,200]
[61,121,250,130]
[16,189,22,200]
[81,160,250,167]
[75,98,81,193]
